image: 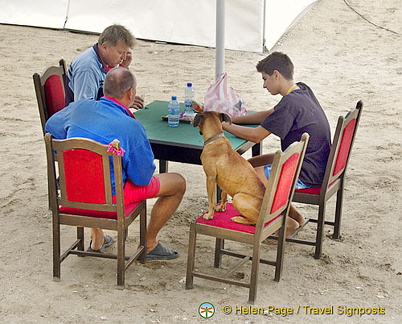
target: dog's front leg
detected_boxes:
[203,175,217,220]
[215,188,227,212]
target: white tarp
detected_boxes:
[0,0,316,52]
[0,0,68,29]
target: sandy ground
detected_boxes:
[0,0,401,323]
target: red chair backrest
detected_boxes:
[63,149,106,204]
[44,75,66,117]
[333,118,357,176]
[270,153,300,214]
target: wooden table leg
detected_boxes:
[159,160,168,173]
[252,142,261,157]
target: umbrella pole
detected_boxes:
[215,0,225,79]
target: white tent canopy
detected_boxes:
[0,0,316,52]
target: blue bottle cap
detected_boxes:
[172,96,177,100]
[187,82,192,87]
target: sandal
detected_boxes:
[87,235,114,253]
[146,242,179,261]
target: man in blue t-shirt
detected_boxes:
[46,68,185,260]
[65,24,144,109]
[222,52,331,237]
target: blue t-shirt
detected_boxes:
[261,82,331,187]
[65,44,108,106]
[45,97,156,193]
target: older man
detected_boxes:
[46,67,186,260]
[65,24,144,108]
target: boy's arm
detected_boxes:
[222,123,271,143]
[231,108,274,124]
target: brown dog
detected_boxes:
[193,111,265,224]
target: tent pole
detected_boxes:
[63,0,71,29]
[215,0,225,79]
[262,0,266,52]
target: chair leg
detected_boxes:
[248,243,261,304]
[214,238,224,268]
[332,187,344,239]
[314,203,326,259]
[139,206,147,263]
[274,217,287,282]
[53,216,61,280]
[186,221,197,289]
[117,227,126,287]
[77,226,84,251]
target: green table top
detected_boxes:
[135,100,252,150]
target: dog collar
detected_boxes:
[204,133,225,146]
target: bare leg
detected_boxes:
[285,217,300,237]
[248,153,275,168]
[146,173,186,252]
[266,216,300,245]
[91,173,185,253]
[289,203,306,226]
[90,228,105,250]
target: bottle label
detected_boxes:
[184,99,193,116]
[168,102,180,127]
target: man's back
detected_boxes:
[45,97,156,187]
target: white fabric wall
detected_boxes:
[265,0,317,50]
[0,0,316,52]
[64,0,264,52]
[0,0,68,29]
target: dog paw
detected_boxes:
[215,202,226,212]
[203,212,214,220]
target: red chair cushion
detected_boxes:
[44,75,65,117]
[196,203,279,234]
[295,186,322,195]
[59,200,141,220]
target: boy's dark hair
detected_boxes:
[256,52,294,80]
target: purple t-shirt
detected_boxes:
[261,82,331,187]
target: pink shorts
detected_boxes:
[124,176,160,203]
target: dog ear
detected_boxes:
[219,113,232,124]
[193,113,204,127]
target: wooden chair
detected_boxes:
[33,59,67,134]
[289,101,363,259]
[186,133,309,304]
[44,133,147,287]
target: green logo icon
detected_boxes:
[198,302,215,319]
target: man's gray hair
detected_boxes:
[98,24,136,48]
[104,68,137,99]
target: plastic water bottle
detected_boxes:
[184,82,195,117]
[167,96,180,127]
